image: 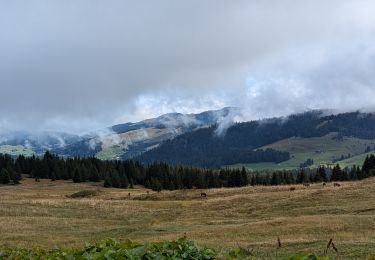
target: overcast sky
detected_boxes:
[1,0,375,134]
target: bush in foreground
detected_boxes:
[1,239,373,259]
[0,239,215,259]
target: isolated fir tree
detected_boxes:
[8,167,22,184]
[0,168,11,184]
[104,176,112,187]
[150,178,162,192]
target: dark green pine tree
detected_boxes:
[89,166,100,182]
[331,164,342,181]
[50,171,57,181]
[284,171,295,184]
[234,169,243,187]
[296,169,307,184]
[240,167,248,186]
[315,166,327,182]
[111,170,121,188]
[362,154,375,174]
[8,167,22,184]
[271,172,281,185]
[120,174,129,188]
[356,166,364,180]
[72,167,82,183]
[349,166,358,180]
[150,177,162,192]
[104,175,112,187]
[0,168,11,184]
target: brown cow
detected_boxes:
[200,192,207,198]
[333,183,341,187]
[303,183,310,187]
[290,187,296,191]
[323,182,327,187]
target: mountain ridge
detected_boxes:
[137,110,375,168]
[0,107,239,159]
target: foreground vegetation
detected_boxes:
[1,177,375,258]
[0,238,216,259]
[1,238,363,259]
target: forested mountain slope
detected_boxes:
[138,111,375,167]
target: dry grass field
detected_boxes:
[1,177,375,258]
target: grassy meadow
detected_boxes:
[1,177,375,258]
[228,133,375,171]
[0,145,34,157]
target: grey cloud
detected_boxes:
[0,1,375,133]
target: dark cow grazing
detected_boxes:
[128,192,131,198]
[334,183,341,187]
[323,182,326,187]
[303,183,310,187]
[290,187,296,191]
[200,192,207,198]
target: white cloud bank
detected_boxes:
[0,0,375,133]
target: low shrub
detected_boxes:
[0,239,216,259]
[69,190,98,198]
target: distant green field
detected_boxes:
[337,151,375,169]
[227,133,375,171]
[0,145,34,157]
[95,143,129,160]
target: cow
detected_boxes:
[290,187,296,191]
[303,183,310,187]
[323,182,327,187]
[200,192,207,198]
[333,183,341,187]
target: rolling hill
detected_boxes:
[228,133,375,171]
[0,107,238,160]
[138,111,375,169]
[2,109,375,171]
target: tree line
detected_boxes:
[1,152,375,190]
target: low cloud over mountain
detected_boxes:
[0,1,375,133]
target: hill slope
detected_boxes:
[138,111,375,168]
[0,107,238,160]
[229,133,375,171]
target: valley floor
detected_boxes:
[1,178,375,258]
